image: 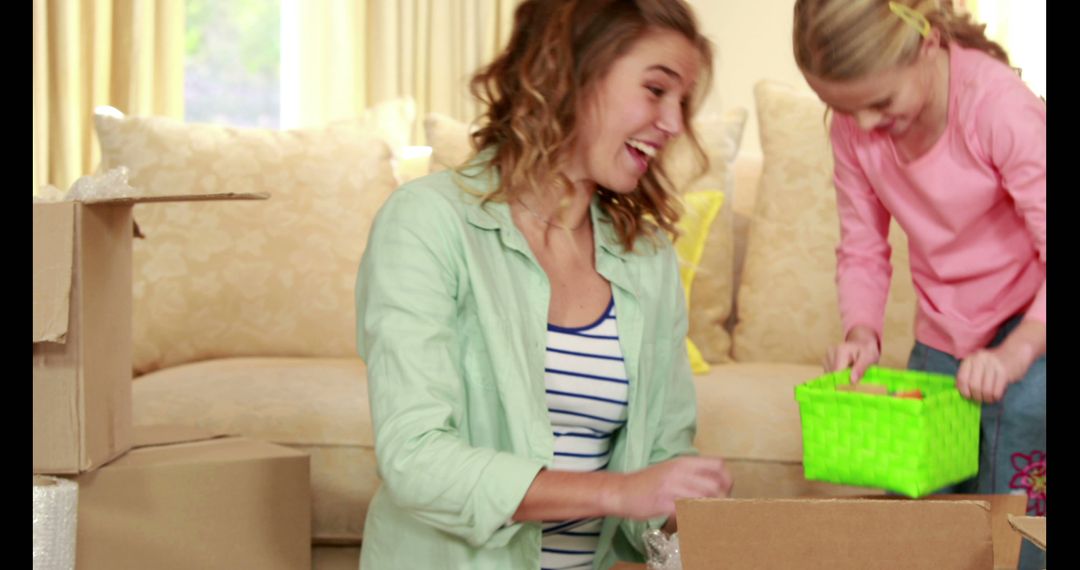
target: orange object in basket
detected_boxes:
[892,389,924,400]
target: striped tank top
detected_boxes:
[540,295,628,570]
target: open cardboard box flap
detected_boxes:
[32,204,75,343]
[32,193,268,344]
[130,425,233,449]
[81,191,270,205]
[1008,515,1046,551]
[101,426,302,471]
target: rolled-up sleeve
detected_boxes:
[646,245,699,466]
[831,116,894,343]
[615,243,699,559]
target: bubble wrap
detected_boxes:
[643,528,682,570]
[33,476,78,570]
[63,166,138,202]
[33,185,66,203]
[33,167,139,204]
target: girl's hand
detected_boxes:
[956,349,1010,403]
[958,319,1044,403]
[824,325,881,383]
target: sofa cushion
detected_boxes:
[424,112,474,174]
[693,362,819,462]
[133,357,878,543]
[95,112,400,374]
[423,109,749,365]
[132,357,376,544]
[732,80,917,367]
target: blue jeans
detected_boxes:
[908,315,1046,570]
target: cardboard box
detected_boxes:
[676,498,996,569]
[33,193,267,474]
[862,494,1029,569]
[611,495,1024,570]
[67,425,311,570]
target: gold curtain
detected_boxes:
[280,0,520,142]
[33,0,184,194]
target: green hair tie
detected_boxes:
[889,1,931,38]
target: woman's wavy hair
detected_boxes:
[793,0,1009,81]
[461,0,714,252]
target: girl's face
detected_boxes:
[803,41,944,138]
[568,28,702,194]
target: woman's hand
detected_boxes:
[604,456,733,520]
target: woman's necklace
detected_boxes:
[516,197,589,231]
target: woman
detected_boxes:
[355,1,732,568]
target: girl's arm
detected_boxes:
[829,116,894,380]
[959,74,1046,402]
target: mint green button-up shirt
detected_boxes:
[355,166,698,569]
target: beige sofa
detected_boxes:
[102,81,918,567]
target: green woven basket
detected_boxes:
[794,366,980,497]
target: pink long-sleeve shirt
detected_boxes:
[831,44,1045,359]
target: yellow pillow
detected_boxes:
[675,190,726,374]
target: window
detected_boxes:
[184,0,281,127]
[969,0,1046,99]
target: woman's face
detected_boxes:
[569,27,702,194]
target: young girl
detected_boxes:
[794,0,1045,567]
[354,1,732,568]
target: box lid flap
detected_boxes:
[82,192,270,205]
[98,427,307,471]
[1008,515,1046,551]
[33,203,75,343]
[131,425,232,449]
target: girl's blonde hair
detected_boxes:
[461,0,713,252]
[793,0,1008,80]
